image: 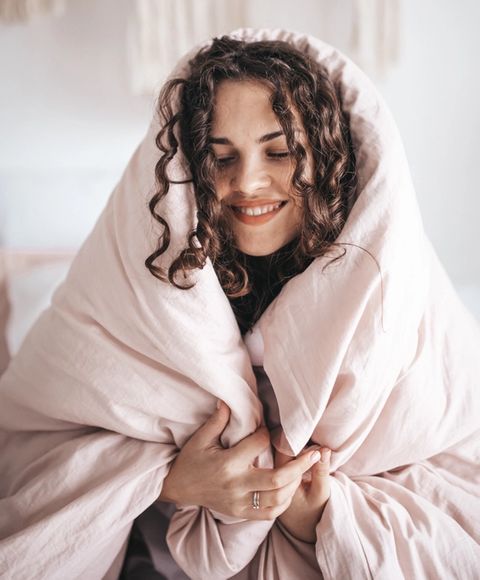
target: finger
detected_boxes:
[228,425,270,465]
[256,497,294,521]
[250,448,321,491]
[309,448,331,500]
[243,495,294,521]
[276,444,321,468]
[191,400,231,448]
[254,476,300,509]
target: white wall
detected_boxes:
[0,0,153,172]
[0,0,479,285]
[377,0,480,286]
[0,0,152,248]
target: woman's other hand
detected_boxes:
[159,401,321,520]
[276,447,331,543]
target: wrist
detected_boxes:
[277,517,316,544]
[278,500,328,544]
[158,465,182,504]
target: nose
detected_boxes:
[230,156,272,195]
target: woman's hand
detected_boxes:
[275,447,331,543]
[159,401,321,520]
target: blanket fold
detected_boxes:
[0,27,479,580]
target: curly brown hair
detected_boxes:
[145,35,357,332]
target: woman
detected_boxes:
[124,36,350,577]
[128,32,480,578]
[0,29,479,580]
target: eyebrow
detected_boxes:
[208,130,286,145]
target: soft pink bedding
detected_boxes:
[0,29,479,579]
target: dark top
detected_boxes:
[229,238,312,334]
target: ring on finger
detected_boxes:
[252,490,260,510]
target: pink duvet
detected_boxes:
[0,29,479,579]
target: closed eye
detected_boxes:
[214,156,235,168]
[213,151,290,168]
[268,151,290,159]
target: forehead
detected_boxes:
[210,79,302,135]
[213,79,272,109]
[211,80,275,126]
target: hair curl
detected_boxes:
[145,36,357,332]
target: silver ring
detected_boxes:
[252,490,260,510]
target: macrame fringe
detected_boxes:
[350,0,400,78]
[0,0,65,23]
[127,0,247,95]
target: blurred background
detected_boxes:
[0,0,479,359]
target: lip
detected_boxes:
[229,200,287,226]
[230,199,287,208]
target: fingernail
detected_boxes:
[310,451,321,463]
[320,449,331,463]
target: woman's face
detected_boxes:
[210,80,312,256]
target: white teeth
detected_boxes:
[235,202,283,216]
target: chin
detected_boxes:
[240,248,274,257]
[235,237,292,257]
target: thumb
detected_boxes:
[192,400,231,448]
[309,447,331,502]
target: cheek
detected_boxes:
[277,158,308,196]
[277,164,295,188]
[213,178,227,202]
[290,200,304,225]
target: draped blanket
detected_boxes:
[0,29,479,580]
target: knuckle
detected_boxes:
[223,477,235,492]
[272,484,297,508]
[270,472,284,489]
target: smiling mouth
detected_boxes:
[229,200,288,225]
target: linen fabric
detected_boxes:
[0,28,479,579]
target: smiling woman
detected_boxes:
[0,29,479,580]
[146,36,356,332]
[137,32,480,579]
[210,80,306,256]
